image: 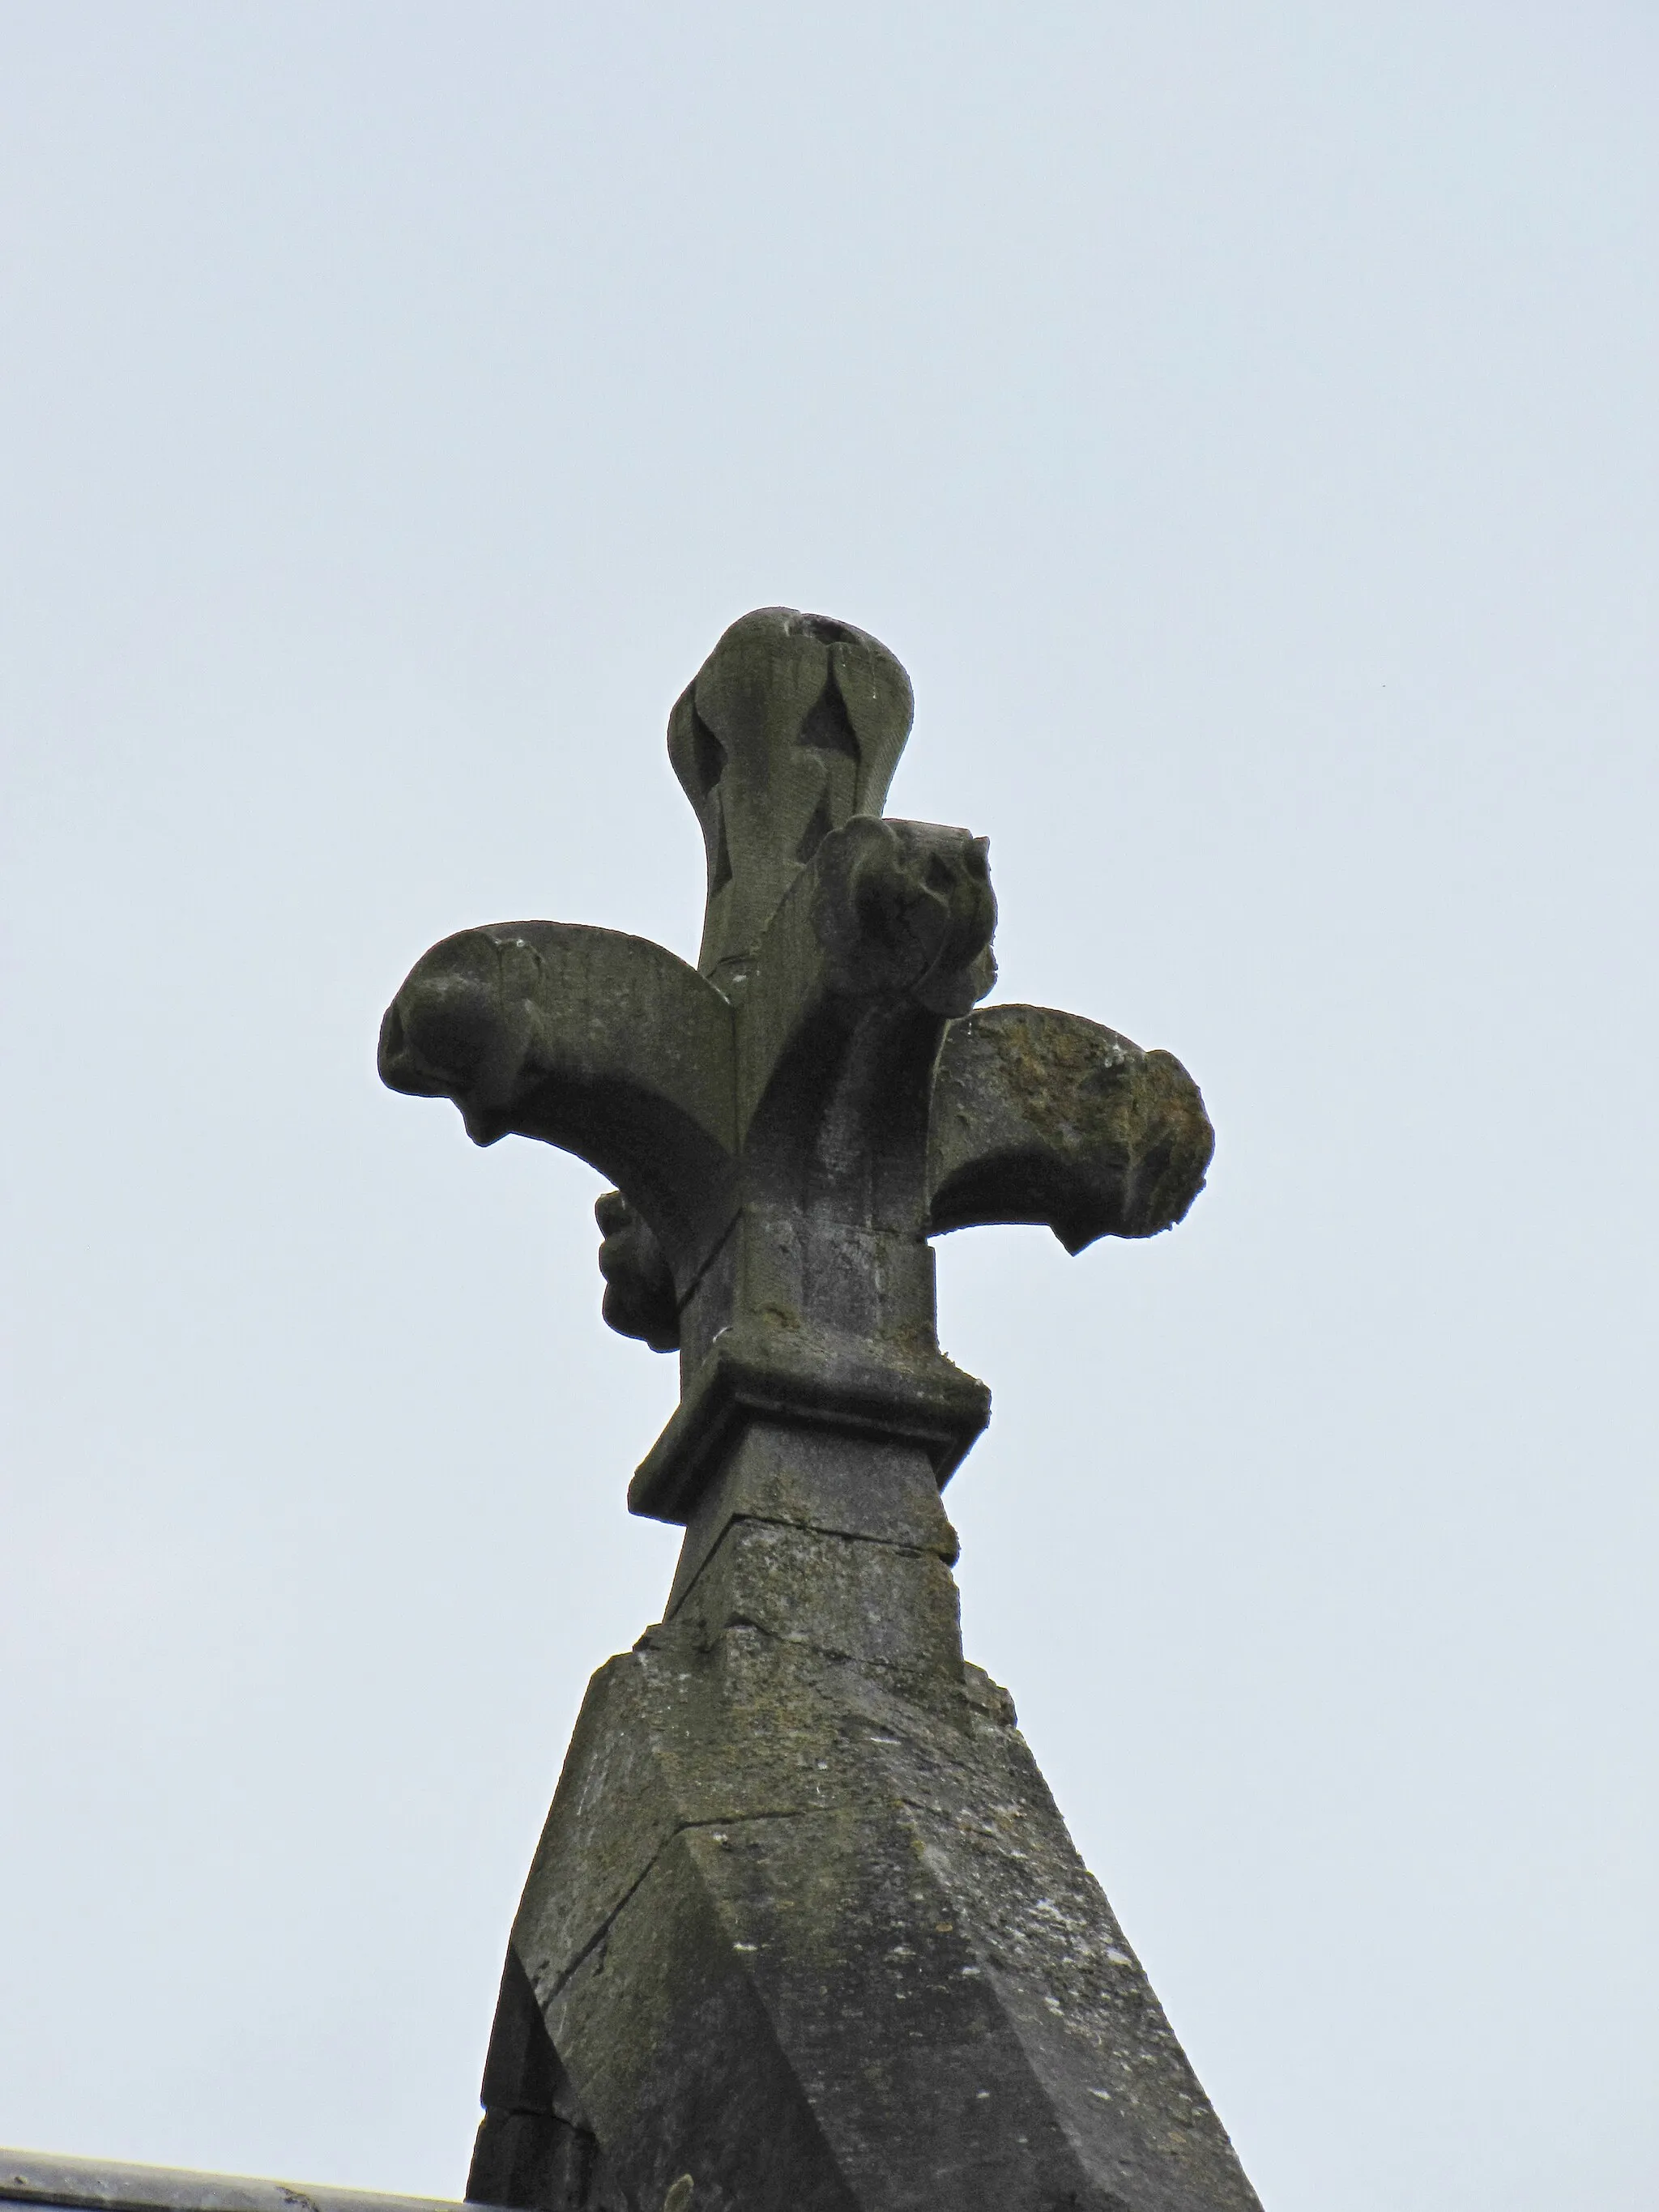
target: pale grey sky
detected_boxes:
[3,7,1657,2210]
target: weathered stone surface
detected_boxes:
[668,608,915,987]
[483,1426,1259,2210]
[380,608,1210,1515]
[467,1952,629,2212]
[928,1004,1215,1253]
[382,610,1249,2207]
[667,1425,958,1613]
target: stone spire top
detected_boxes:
[377,610,1256,2212]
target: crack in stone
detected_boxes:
[536,1805,818,2008]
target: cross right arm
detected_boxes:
[927,1004,1213,1254]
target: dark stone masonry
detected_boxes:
[375,608,1256,2212]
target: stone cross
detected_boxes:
[378,606,1213,1532]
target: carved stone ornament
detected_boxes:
[380,607,1213,1523]
[380,611,1255,2212]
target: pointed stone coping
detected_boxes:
[0,2154,508,2212]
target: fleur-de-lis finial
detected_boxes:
[380,609,1252,2212]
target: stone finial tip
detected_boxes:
[667,607,915,979]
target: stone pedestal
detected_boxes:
[466,1426,1260,2212]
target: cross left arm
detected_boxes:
[377,920,736,1275]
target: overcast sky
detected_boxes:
[3,8,1657,2210]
